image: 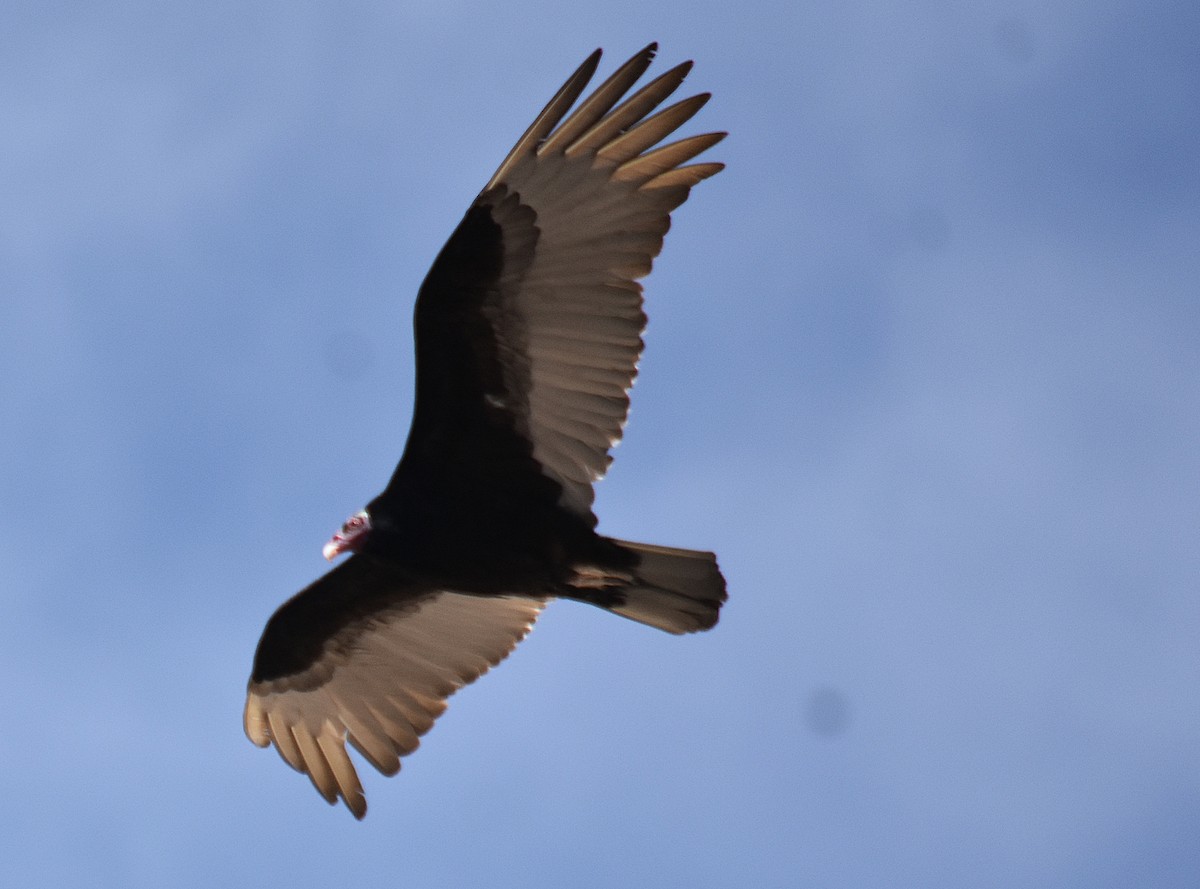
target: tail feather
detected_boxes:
[603,538,728,634]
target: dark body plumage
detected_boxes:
[245,44,727,818]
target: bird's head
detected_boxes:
[323,510,372,561]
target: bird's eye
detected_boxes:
[346,517,363,530]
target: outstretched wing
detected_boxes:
[382,44,724,521]
[244,556,545,818]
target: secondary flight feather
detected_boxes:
[245,43,727,818]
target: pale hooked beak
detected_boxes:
[323,510,371,561]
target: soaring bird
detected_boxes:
[244,43,727,818]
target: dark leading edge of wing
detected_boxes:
[247,556,544,818]
[376,42,724,522]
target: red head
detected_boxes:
[322,510,372,561]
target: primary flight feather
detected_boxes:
[245,43,727,819]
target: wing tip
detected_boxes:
[243,693,271,747]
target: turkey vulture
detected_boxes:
[244,43,727,818]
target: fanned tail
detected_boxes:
[597,537,727,634]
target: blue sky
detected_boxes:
[3,2,1198,886]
